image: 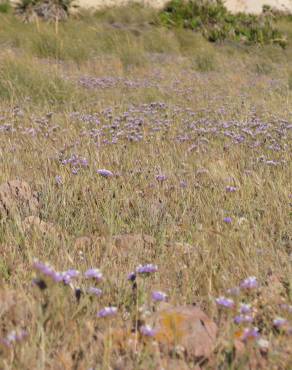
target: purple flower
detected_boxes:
[240,327,260,342]
[240,276,258,289]
[127,272,136,281]
[180,180,187,188]
[215,296,235,309]
[64,269,80,279]
[97,169,114,178]
[33,260,55,278]
[140,325,156,337]
[97,306,117,318]
[152,291,168,302]
[84,268,103,281]
[240,303,252,314]
[234,315,253,324]
[223,217,232,224]
[88,287,102,296]
[1,330,28,347]
[51,271,66,283]
[136,264,158,274]
[226,186,237,193]
[273,317,287,328]
[55,175,63,185]
[156,174,167,182]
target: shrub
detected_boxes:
[15,0,77,21]
[0,0,11,13]
[159,0,287,46]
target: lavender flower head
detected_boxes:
[55,175,63,185]
[215,296,235,309]
[97,306,117,318]
[273,317,287,328]
[152,291,168,302]
[1,330,28,347]
[127,272,136,281]
[33,260,55,278]
[84,268,103,281]
[234,315,253,324]
[97,169,114,178]
[51,269,80,285]
[136,264,158,274]
[88,287,102,296]
[223,217,232,224]
[140,325,156,337]
[226,186,237,193]
[240,327,260,342]
[180,180,187,188]
[240,276,258,290]
[156,174,167,182]
[64,269,80,279]
[240,303,252,314]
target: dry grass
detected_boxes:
[0,7,291,370]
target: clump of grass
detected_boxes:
[254,60,274,75]
[159,0,287,46]
[0,54,78,104]
[30,28,93,63]
[93,2,156,26]
[193,50,216,71]
[288,71,292,90]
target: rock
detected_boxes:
[22,216,62,239]
[0,180,39,219]
[113,233,155,256]
[149,305,217,360]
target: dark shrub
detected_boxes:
[159,0,287,46]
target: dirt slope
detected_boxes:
[75,0,292,14]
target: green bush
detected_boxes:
[0,0,11,13]
[159,0,287,46]
[15,0,77,21]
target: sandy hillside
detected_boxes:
[225,0,292,13]
[76,0,292,13]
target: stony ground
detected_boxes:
[0,9,291,370]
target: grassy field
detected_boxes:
[0,4,291,369]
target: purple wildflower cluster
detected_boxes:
[216,276,292,344]
[140,325,156,337]
[152,291,168,302]
[97,306,118,318]
[33,260,106,296]
[84,268,103,281]
[97,169,114,178]
[0,329,28,348]
[33,260,80,285]
[136,264,158,274]
[61,154,88,175]
[79,76,157,91]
